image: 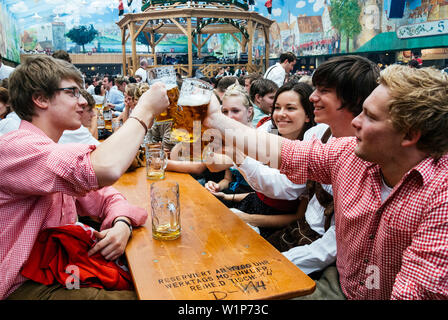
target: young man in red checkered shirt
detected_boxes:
[0,55,169,299]
[205,64,448,299]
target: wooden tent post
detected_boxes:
[187,17,193,77]
[264,25,270,71]
[247,20,254,66]
[130,22,138,76]
[121,27,127,75]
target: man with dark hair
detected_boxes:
[0,55,169,300]
[205,60,448,300]
[234,56,380,293]
[264,52,296,87]
[249,78,278,127]
[104,75,127,112]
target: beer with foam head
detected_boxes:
[171,79,213,145]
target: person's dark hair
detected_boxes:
[1,78,8,89]
[94,83,103,95]
[249,78,279,102]
[199,77,213,84]
[0,87,9,104]
[80,89,95,109]
[210,77,219,87]
[0,87,11,118]
[408,59,420,69]
[243,73,262,83]
[270,82,315,140]
[115,76,129,85]
[9,55,82,121]
[52,50,72,63]
[85,78,92,86]
[312,55,380,117]
[216,76,239,92]
[279,52,297,64]
[128,76,137,83]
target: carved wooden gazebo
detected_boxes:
[116,0,273,77]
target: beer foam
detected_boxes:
[178,95,210,107]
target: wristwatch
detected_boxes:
[114,218,133,235]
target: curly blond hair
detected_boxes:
[125,83,138,99]
[135,83,150,100]
[379,65,448,158]
[222,81,254,121]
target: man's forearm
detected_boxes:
[206,113,283,169]
[91,109,154,186]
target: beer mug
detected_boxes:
[97,115,105,130]
[103,106,113,131]
[112,118,122,132]
[150,180,181,240]
[171,78,213,144]
[145,148,168,180]
[149,66,178,123]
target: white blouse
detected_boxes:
[237,123,337,274]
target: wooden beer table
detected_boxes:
[113,168,315,300]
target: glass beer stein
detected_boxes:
[149,66,178,123]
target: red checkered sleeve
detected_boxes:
[76,187,148,230]
[391,182,448,300]
[280,136,356,186]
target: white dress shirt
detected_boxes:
[135,67,147,83]
[263,62,286,88]
[237,122,336,274]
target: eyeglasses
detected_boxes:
[55,87,81,98]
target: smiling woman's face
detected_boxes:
[272,90,308,140]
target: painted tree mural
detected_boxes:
[65,25,99,53]
[329,0,362,53]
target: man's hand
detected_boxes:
[88,222,131,261]
[203,93,222,129]
[136,82,169,117]
[204,180,221,193]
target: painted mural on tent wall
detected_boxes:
[0,1,21,63]
[1,0,447,61]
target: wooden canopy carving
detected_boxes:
[116,1,273,77]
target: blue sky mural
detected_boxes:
[2,0,446,59]
[1,0,328,54]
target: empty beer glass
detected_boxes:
[171,78,213,145]
[149,66,178,123]
[150,180,181,240]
